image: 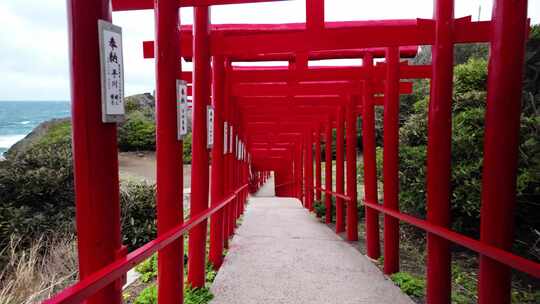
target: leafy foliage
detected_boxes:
[135,254,158,283]
[390,272,425,298]
[134,284,157,304]
[120,181,157,251]
[118,111,156,151]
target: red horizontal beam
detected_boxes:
[44,184,249,304]
[231,81,412,97]
[230,64,431,83]
[143,18,488,59]
[214,18,490,56]
[364,201,540,279]
[113,0,287,11]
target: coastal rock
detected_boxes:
[5,118,70,159]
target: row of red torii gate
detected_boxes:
[46,0,537,304]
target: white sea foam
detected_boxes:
[20,121,31,125]
[0,134,26,149]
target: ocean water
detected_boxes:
[0,101,70,155]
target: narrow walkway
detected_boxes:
[210,178,414,304]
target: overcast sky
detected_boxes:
[0,0,538,101]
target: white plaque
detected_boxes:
[229,125,233,154]
[207,106,214,148]
[177,80,189,140]
[98,20,125,123]
[223,121,228,155]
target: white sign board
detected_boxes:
[98,20,125,123]
[223,121,228,155]
[229,125,233,154]
[177,80,189,140]
[207,106,214,148]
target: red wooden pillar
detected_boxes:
[153,0,184,301]
[67,0,123,302]
[478,1,528,303]
[362,54,381,260]
[345,98,359,241]
[426,1,454,300]
[306,129,314,211]
[335,106,345,233]
[383,46,400,274]
[315,127,322,201]
[188,6,211,288]
[209,55,225,269]
[296,143,303,199]
[324,119,333,223]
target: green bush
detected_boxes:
[390,272,425,298]
[395,42,540,249]
[183,133,193,164]
[0,138,74,253]
[135,254,158,283]
[134,284,157,304]
[120,181,157,251]
[118,111,156,151]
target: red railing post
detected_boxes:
[345,97,359,241]
[335,106,345,233]
[188,5,211,288]
[324,119,333,223]
[154,0,184,301]
[478,1,528,303]
[209,55,226,270]
[67,0,123,302]
[383,46,400,275]
[426,1,454,301]
[315,126,322,201]
[362,53,381,260]
[296,143,303,199]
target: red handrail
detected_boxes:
[314,186,352,202]
[363,201,540,278]
[44,184,249,304]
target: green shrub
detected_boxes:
[313,200,325,218]
[183,133,193,164]
[118,111,156,151]
[185,285,214,304]
[0,138,74,253]
[134,284,157,304]
[120,181,157,251]
[135,254,158,283]
[390,272,425,298]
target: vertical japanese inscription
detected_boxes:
[224,121,228,155]
[177,80,189,140]
[98,20,125,123]
[207,106,214,148]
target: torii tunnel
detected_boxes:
[46,0,538,303]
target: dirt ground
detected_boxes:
[118,151,191,188]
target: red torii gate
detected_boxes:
[47,0,537,304]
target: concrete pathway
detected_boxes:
[210,177,414,304]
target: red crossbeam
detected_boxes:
[113,0,288,11]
